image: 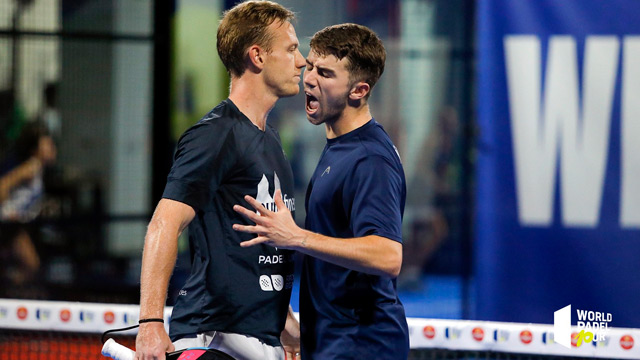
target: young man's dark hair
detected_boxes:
[309,23,386,98]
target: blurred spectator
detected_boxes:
[0,121,56,296]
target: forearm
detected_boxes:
[284,306,299,337]
[233,192,402,277]
[139,199,194,319]
[139,218,179,319]
[0,159,40,203]
[295,231,402,277]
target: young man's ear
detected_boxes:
[349,82,370,101]
[247,45,265,71]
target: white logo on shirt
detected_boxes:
[393,145,402,163]
[321,166,331,177]
[255,172,295,213]
[259,274,294,291]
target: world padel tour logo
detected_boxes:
[494,329,509,343]
[80,310,94,323]
[36,308,51,321]
[554,305,611,348]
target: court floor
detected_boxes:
[288,274,473,319]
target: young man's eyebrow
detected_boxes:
[306,59,335,75]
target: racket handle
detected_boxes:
[102,338,135,360]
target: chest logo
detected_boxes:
[321,166,331,177]
[259,274,294,291]
[255,172,295,215]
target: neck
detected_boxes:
[228,73,278,131]
[325,104,372,139]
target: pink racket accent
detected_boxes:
[177,349,207,360]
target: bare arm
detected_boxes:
[135,198,195,360]
[0,158,42,203]
[280,306,300,360]
[292,232,401,277]
[233,190,402,277]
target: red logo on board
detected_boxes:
[620,335,634,350]
[104,311,115,324]
[423,325,435,339]
[17,307,28,320]
[520,330,533,344]
[60,309,71,322]
[472,327,485,341]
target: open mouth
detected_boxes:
[305,92,319,114]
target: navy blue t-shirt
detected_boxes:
[162,99,296,346]
[299,119,409,359]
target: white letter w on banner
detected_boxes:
[504,36,619,227]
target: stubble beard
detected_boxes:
[307,91,349,127]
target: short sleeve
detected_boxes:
[345,154,405,243]
[162,122,235,211]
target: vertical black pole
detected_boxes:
[151,0,174,206]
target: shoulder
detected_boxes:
[355,122,402,166]
[177,101,243,147]
[265,123,283,142]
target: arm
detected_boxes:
[135,198,195,360]
[280,306,300,360]
[295,232,401,278]
[0,158,42,203]
[233,190,402,278]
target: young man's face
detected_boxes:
[303,50,353,126]
[262,21,306,98]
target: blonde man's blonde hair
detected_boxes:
[217,1,295,77]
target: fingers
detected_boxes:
[244,195,270,215]
[135,326,171,360]
[232,222,267,234]
[233,204,263,223]
[234,192,289,220]
[286,351,301,360]
[274,189,287,211]
[240,236,270,247]
[135,348,166,360]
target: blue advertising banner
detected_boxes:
[475,0,640,329]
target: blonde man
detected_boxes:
[135,2,305,360]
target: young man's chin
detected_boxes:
[306,113,324,126]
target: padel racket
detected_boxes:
[102,338,236,360]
